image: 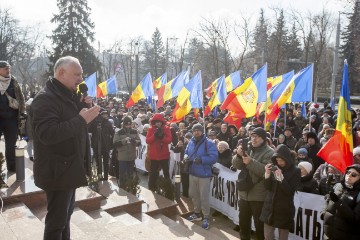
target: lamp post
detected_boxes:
[135,42,139,86]
[330,12,342,110]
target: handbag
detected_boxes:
[4,91,19,110]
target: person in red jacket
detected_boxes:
[146,113,172,191]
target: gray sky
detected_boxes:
[3,0,345,49]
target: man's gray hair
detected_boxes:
[54,56,80,73]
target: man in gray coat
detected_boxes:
[232,127,274,240]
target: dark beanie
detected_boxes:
[192,123,204,133]
[251,127,267,141]
[0,61,10,68]
[123,116,132,125]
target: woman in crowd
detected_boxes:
[216,141,232,169]
[298,161,319,194]
[260,144,301,240]
[322,164,360,240]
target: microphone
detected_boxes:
[78,83,91,107]
[79,83,88,97]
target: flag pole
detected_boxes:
[199,70,206,134]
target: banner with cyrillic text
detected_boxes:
[209,163,326,240]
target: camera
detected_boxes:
[271,164,278,172]
[155,127,164,138]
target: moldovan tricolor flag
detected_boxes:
[204,75,227,116]
[317,60,353,173]
[205,71,241,98]
[156,70,189,108]
[152,72,167,90]
[267,64,313,122]
[220,64,267,118]
[126,73,154,108]
[171,71,202,122]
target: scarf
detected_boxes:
[0,75,11,95]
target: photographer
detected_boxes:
[146,113,172,191]
[113,116,140,187]
[322,164,360,239]
[318,164,342,196]
[88,109,115,180]
[232,127,274,240]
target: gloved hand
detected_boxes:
[329,191,339,202]
[155,128,164,138]
[230,165,237,172]
[194,157,202,164]
[340,193,355,207]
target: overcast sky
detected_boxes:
[2,0,345,50]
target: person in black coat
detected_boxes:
[298,161,319,194]
[217,141,232,168]
[321,164,360,240]
[260,144,301,240]
[31,56,100,239]
[305,132,324,171]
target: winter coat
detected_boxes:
[146,113,172,160]
[0,77,25,125]
[260,144,301,230]
[232,143,274,201]
[185,134,218,178]
[113,127,140,161]
[284,136,297,150]
[299,173,319,194]
[218,148,232,168]
[306,143,324,171]
[31,78,91,190]
[88,117,115,153]
[322,166,360,240]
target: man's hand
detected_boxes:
[242,155,251,165]
[79,105,100,124]
[83,96,93,106]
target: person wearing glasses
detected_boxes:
[113,116,141,187]
[321,164,360,240]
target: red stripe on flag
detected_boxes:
[317,130,353,173]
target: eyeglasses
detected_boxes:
[345,170,360,178]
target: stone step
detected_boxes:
[98,179,143,214]
[104,214,188,240]
[112,211,142,226]
[87,208,117,224]
[137,185,178,218]
[71,207,94,225]
[152,214,205,240]
[1,202,44,240]
[75,218,121,240]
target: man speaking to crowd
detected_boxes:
[31,56,100,240]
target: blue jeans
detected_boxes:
[44,189,76,240]
[118,160,135,188]
[0,118,18,171]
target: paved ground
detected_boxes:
[0,138,241,237]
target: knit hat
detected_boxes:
[353,146,360,156]
[306,132,318,141]
[217,141,229,150]
[298,161,313,174]
[184,132,193,139]
[123,116,132,125]
[298,148,308,156]
[0,61,10,68]
[143,124,150,130]
[251,127,267,141]
[346,164,360,174]
[192,123,204,133]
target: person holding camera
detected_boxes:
[113,116,140,187]
[260,144,301,240]
[88,109,115,180]
[232,127,274,240]
[321,164,360,240]
[185,124,218,230]
[146,113,172,191]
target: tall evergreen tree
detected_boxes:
[341,0,360,93]
[287,23,303,72]
[144,28,165,78]
[252,9,269,67]
[267,9,289,75]
[49,0,101,76]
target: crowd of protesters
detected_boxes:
[19,91,360,237]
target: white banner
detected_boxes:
[135,135,179,177]
[209,163,326,240]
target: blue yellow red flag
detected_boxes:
[84,72,97,98]
[204,75,226,116]
[152,72,167,89]
[126,73,154,108]
[317,60,353,173]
